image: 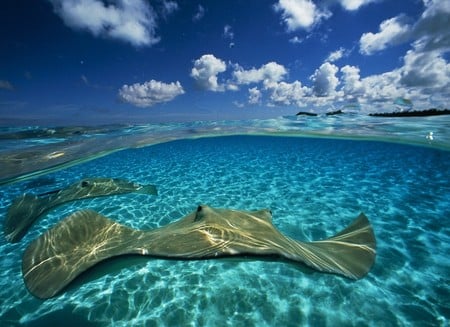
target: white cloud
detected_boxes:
[359,16,412,55]
[360,71,404,102]
[353,0,450,108]
[326,47,347,62]
[230,51,447,111]
[161,0,178,17]
[338,44,449,109]
[267,81,310,106]
[232,50,447,111]
[289,36,303,44]
[49,0,160,46]
[400,48,450,89]
[118,80,184,107]
[340,62,431,106]
[338,0,376,11]
[274,0,330,31]
[310,62,339,97]
[191,54,227,91]
[360,0,450,55]
[248,87,262,104]
[193,4,205,21]
[0,80,14,91]
[340,65,365,98]
[223,25,234,39]
[233,62,287,86]
[233,101,245,108]
[192,10,448,113]
[413,0,450,52]
[157,0,180,19]
[226,82,239,91]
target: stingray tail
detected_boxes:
[288,213,376,279]
[136,184,158,196]
[4,194,50,243]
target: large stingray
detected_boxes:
[4,178,157,242]
[22,205,376,299]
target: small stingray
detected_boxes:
[22,205,376,299]
[4,178,157,242]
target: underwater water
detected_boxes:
[0,120,449,326]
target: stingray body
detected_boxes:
[22,205,376,299]
[4,178,157,242]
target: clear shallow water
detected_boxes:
[0,135,449,326]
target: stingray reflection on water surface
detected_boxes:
[22,205,376,299]
[4,177,158,242]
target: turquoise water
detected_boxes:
[0,134,449,326]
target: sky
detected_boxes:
[0,0,449,125]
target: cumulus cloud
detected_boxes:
[49,0,160,47]
[274,0,375,34]
[360,16,412,55]
[412,0,450,52]
[360,0,450,55]
[267,81,310,106]
[341,65,403,103]
[0,80,14,91]
[340,65,365,98]
[340,52,449,106]
[191,54,227,91]
[242,44,447,110]
[353,0,450,107]
[248,87,262,104]
[233,62,287,86]
[274,0,330,31]
[338,0,376,11]
[400,48,450,89]
[340,45,449,108]
[326,47,348,62]
[192,11,448,113]
[310,62,340,97]
[360,71,404,102]
[118,80,184,107]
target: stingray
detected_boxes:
[22,205,376,299]
[4,177,157,242]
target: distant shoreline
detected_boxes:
[369,109,450,117]
[296,108,450,117]
[296,110,344,117]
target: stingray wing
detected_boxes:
[281,213,376,279]
[5,179,158,243]
[22,210,136,299]
[4,194,50,242]
[21,209,221,299]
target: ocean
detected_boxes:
[0,115,449,326]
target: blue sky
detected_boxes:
[0,0,448,125]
